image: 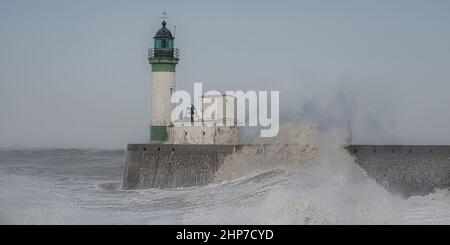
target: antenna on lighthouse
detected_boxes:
[173,25,177,52]
[161,10,168,21]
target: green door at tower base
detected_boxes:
[150,126,168,141]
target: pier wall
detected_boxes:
[348,145,450,196]
[123,144,450,196]
[123,144,241,189]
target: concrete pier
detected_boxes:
[123,144,241,189]
[348,145,450,196]
[123,144,450,196]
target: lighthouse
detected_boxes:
[148,19,179,141]
[147,17,239,145]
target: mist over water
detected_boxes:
[193,125,403,224]
[0,125,449,225]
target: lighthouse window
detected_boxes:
[202,131,206,136]
[184,131,188,136]
[161,39,167,48]
[155,40,162,48]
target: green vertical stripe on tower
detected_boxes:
[150,126,168,141]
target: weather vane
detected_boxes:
[161,10,168,21]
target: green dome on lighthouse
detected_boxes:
[153,20,174,52]
[155,20,174,39]
[148,20,179,72]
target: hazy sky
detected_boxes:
[1,0,450,148]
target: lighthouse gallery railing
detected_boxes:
[148,48,180,59]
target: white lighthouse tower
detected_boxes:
[148,19,179,141]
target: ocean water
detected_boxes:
[0,126,449,225]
